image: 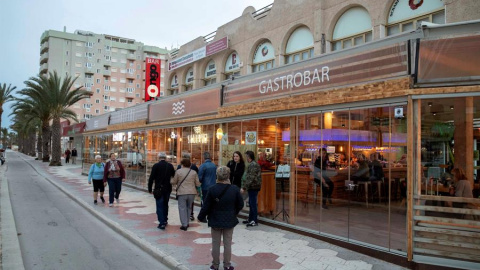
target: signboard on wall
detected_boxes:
[168,36,228,71]
[223,42,408,105]
[145,57,161,101]
[149,88,221,122]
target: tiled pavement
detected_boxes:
[21,154,408,270]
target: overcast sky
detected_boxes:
[0,0,273,131]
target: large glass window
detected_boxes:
[224,51,241,80]
[413,96,480,262]
[332,7,372,51]
[184,67,194,91]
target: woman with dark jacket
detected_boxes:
[226,151,245,188]
[198,166,244,270]
[103,153,126,207]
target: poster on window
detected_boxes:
[245,131,257,145]
[145,57,161,102]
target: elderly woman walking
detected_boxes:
[88,155,106,204]
[198,166,244,270]
[103,153,126,207]
[171,158,201,231]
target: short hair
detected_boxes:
[158,152,167,159]
[109,153,116,158]
[203,151,211,159]
[217,166,230,181]
[182,153,191,159]
[245,150,255,161]
[181,158,191,167]
[95,155,101,159]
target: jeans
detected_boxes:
[248,190,259,223]
[155,194,170,225]
[107,177,122,203]
[202,189,209,205]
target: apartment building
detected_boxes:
[39,29,168,122]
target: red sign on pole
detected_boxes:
[145,57,161,102]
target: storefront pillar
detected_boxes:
[454,97,474,183]
[407,96,417,261]
[289,116,297,224]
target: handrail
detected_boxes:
[252,3,273,20]
[204,31,216,43]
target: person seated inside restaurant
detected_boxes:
[368,153,384,182]
[352,154,370,182]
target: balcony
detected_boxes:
[84,67,94,74]
[40,52,48,64]
[103,70,111,76]
[125,72,135,79]
[127,53,136,60]
[40,42,49,53]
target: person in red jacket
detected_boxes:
[103,153,126,207]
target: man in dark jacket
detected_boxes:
[242,150,262,227]
[71,147,78,164]
[198,166,243,270]
[148,152,175,230]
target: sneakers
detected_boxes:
[224,267,235,270]
[209,265,219,270]
[242,220,250,224]
[94,200,97,205]
[190,214,195,221]
[100,196,105,203]
[109,203,113,207]
[157,224,166,230]
[115,198,120,204]
[246,221,258,227]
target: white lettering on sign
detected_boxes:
[188,133,208,144]
[258,66,330,94]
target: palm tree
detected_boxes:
[10,108,40,156]
[0,83,16,130]
[1,127,7,148]
[22,71,90,166]
[11,93,50,161]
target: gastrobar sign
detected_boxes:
[168,36,228,71]
[145,57,161,101]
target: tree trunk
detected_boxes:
[42,122,50,162]
[36,131,42,159]
[49,117,62,166]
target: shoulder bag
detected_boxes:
[215,184,231,202]
[153,163,168,199]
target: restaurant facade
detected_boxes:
[81,1,480,268]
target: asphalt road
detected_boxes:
[5,152,170,270]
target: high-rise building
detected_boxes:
[39,29,168,122]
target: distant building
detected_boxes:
[39,29,168,122]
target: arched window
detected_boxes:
[285,26,314,64]
[184,67,194,91]
[252,41,275,73]
[224,51,240,80]
[204,60,216,86]
[387,0,445,36]
[332,7,372,51]
[169,74,178,95]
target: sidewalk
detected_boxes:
[18,153,407,270]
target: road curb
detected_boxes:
[0,164,26,270]
[22,157,189,270]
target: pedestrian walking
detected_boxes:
[198,152,217,204]
[171,158,201,231]
[71,147,78,164]
[198,166,244,270]
[103,153,126,207]
[176,153,199,221]
[242,150,262,227]
[88,155,106,204]
[226,151,245,188]
[148,152,175,230]
[65,148,71,163]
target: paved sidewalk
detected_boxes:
[18,153,407,270]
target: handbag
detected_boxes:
[175,168,192,200]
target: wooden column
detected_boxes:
[454,97,474,183]
[289,116,297,224]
